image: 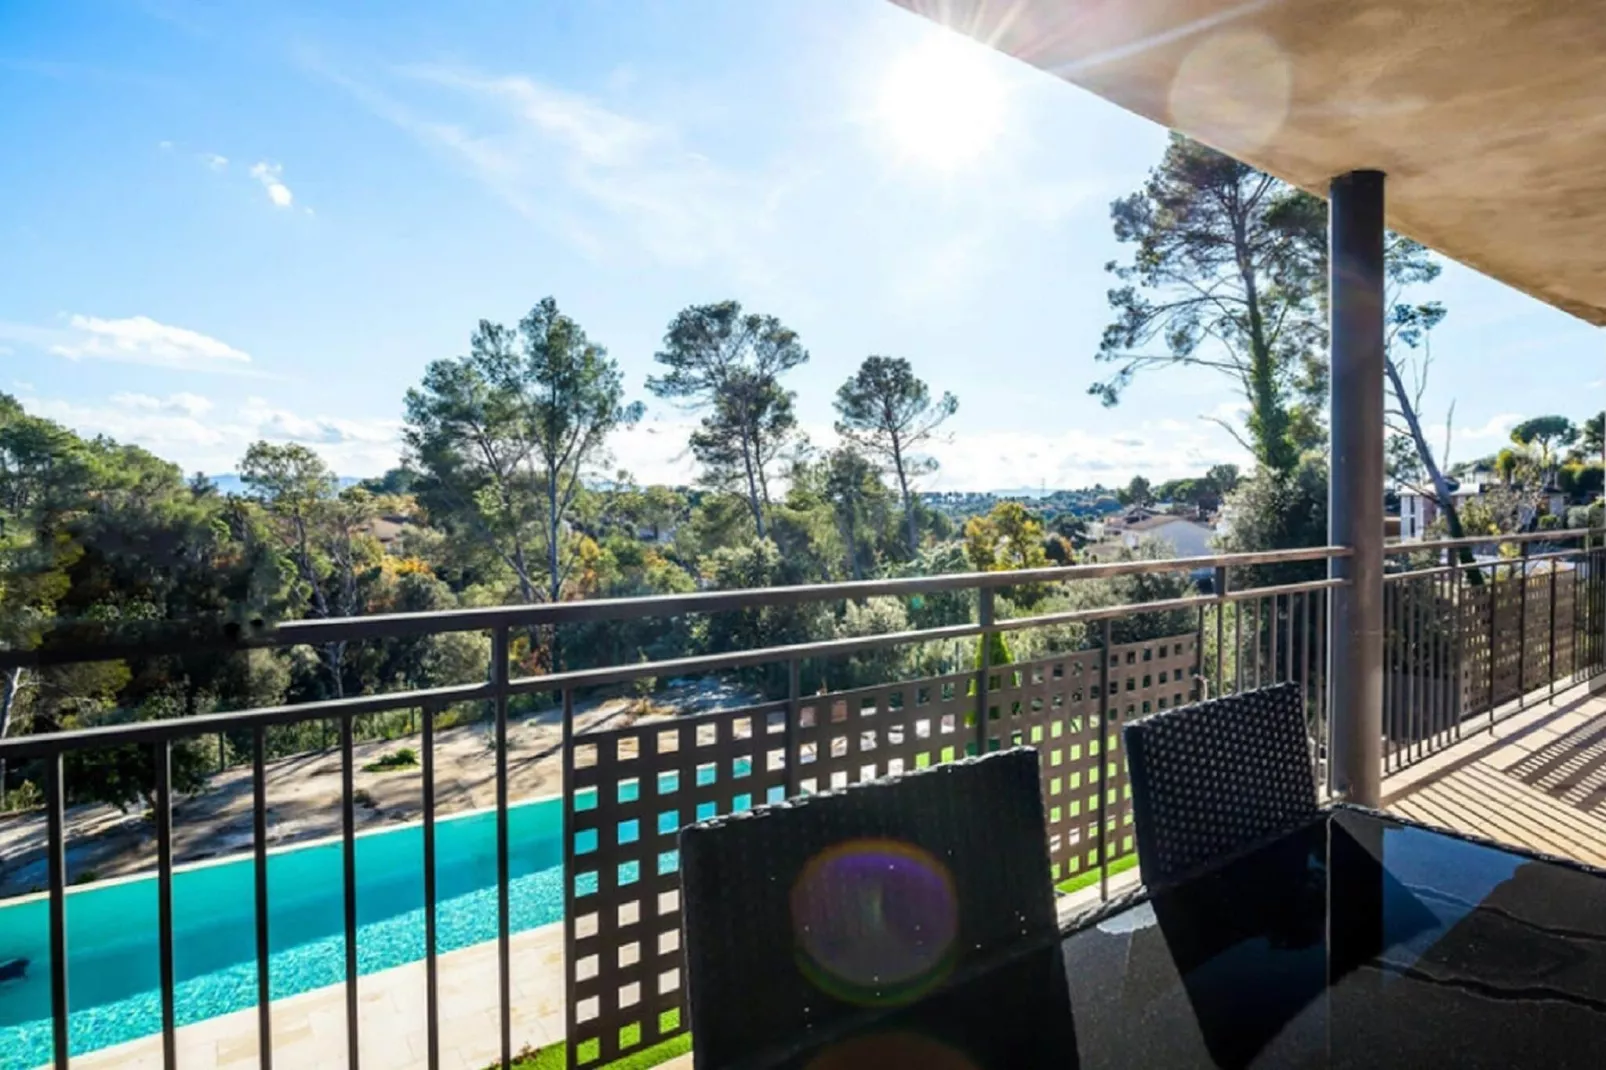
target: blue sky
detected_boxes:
[1,0,1599,490]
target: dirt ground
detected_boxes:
[0,683,762,899]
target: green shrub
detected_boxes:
[0,779,43,814]
[362,748,418,773]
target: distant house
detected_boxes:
[636,523,677,545]
[363,513,414,547]
[1116,514,1216,558]
[1399,482,1480,540]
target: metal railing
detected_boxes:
[1380,528,1606,773]
[0,539,1403,1069]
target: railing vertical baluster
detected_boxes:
[1318,588,1330,795]
[1214,566,1228,698]
[975,588,994,757]
[560,685,577,1070]
[253,726,272,1070]
[1549,557,1559,703]
[1518,543,1529,709]
[1383,580,1394,771]
[1403,574,1413,761]
[1249,598,1260,690]
[1233,598,1243,695]
[1435,566,1448,750]
[1402,574,1412,762]
[1453,557,1465,741]
[1281,591,1292,684]
[423,703,440,1070]
[1098,618,1112,902]
[493,625,512,1069]
[1412,575,1424,763]
[1271,591,1284,684]
[1488,560,1499,732]
[1388,577,1399,769]
[1194,604,1206,701]
[341,712,360,1069]
[1296,591,1309,732]
[785,658,802,796]
[155,740,177,1070]
[46,753,69,1069]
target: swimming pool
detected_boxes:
[0,796,565,1068]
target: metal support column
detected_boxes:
[1327,169,1387,807]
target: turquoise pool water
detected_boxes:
[0,797,565,1069]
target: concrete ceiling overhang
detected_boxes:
[891,0,1606,325]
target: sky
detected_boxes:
[0,0,1600,492]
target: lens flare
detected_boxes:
[1168,29,1292,154]
[803,1030,981,1070]
[790,839,959,1006]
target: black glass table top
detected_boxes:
[754,806,1606,1069]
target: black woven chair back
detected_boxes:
[678,748,1055,1070]
[1123,681,1317,888]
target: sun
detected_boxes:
[874,33,1009,171]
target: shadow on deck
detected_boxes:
[1383,682,1606,866]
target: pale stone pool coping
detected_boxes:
[44,920,566,1070]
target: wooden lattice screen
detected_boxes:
[1458,569,1580,716]
[561,633,1200,1067]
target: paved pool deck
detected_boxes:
[56,922,566,1070]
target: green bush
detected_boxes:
[0,779,43,814]
[362,748,418,773]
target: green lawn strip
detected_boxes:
[1054,854,1138,896]
[505,1033,692,1070]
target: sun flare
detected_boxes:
[875,33,1008,171]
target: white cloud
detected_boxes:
[158,140,173,150]
[204,152,228,171]
[48,314,254,371]
[21,391,402,477]
[606,412,1252,493]
[250,161,294,208]
[925,424,1252,490]
[110,391,214,417]
[1456,412,1524,441]
[328,63,790,280]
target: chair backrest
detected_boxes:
[678,748,1055,1070]
[1123,681,1316,887]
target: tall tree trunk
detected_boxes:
[1231,212,1294,474]
[1386,358,1483,586]
[739,429,766,539]
[546,475,562,604]
[324,641,346,699]
[890,436,918,555]
[510,542,538,603]
[0,666,23,808]
[838,513,861,580]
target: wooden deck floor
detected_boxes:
[1383,682,1606,866]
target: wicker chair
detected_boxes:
[1123,681,1317,888]
[678,748,1055,1070]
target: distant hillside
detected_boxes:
[206,473,362,495]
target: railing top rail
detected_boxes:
[1386,548,1585,581]
[1383,527,1604,555]
[0,544,1351,671]
[0,571,1351,761]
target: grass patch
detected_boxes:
[363,748,419,773]
[1055,853,1139,896]
[505,1032,692,1070]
